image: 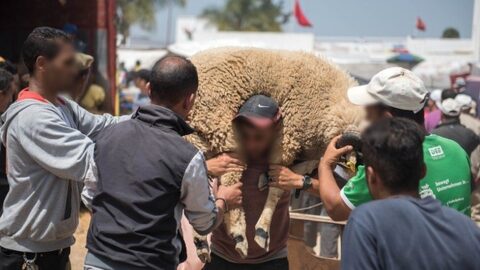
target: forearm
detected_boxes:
[319,163,351,221]
[306,178,320,195]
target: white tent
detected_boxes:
[117,48,168,70]
[413,60,471,89]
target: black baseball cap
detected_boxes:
[233,95,281,127]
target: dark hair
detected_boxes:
[441,88,457,101]
[22,27,72,74]
[362,118,426,194]
[0,69,13,92]
[378,104,425,126]
[135,69,151,83]
[150,56,198,104]
[0,60,17,75]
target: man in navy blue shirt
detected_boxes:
[320,118,480,270]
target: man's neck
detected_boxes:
[28,77,59,104]
[379,190,419,200]
[151,100,187,120]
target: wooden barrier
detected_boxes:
[288,212,346,270]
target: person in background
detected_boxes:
[457,94,480,134]
[205,95,289,270]
[0,60,19,94]
[70,53,94,101]
[424,89,442,132]
[318,67,472,221]
[336,118,480,270]
[0,27,127,270]
[432,98,479,156]
[454,77,467,93]
[0,69,16,213]
[83,56,243,270]
[132,68,151,111]
[73,54,106,114]
[134,60,141,72]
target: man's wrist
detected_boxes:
[319,160,334,171]
[293,174,304,189]
[215,197,228,212]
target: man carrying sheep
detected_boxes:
[318,67,472,221]
[204,95,290,270]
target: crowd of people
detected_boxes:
[0,26,479,270]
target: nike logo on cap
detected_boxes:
[258,104,270,108]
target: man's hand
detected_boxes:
[206,153,245,177]
[268,165,304,190]
[217,182,243,210]
[320,135,353,170]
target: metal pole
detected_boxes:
[473,0,480,62]
[166,0,173,46]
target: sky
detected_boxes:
[131,0,475,44]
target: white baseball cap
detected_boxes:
[439,98,461,117]
[347,67,428,113]
[430,89,442,103]
[455,94,473,110]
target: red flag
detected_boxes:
[294,0,312,27]
[416,17,426,31]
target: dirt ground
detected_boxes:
[71,211,91,270]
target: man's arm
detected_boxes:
[66,99,130,140]
[268,165,319,195]
[318,135,353,221]
[19,107,95,181]
[181,151,242,235]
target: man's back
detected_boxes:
[87,105,216,270]
[342,196,480,270]
[432,120,480,156]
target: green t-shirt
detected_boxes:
[340,134,472,216]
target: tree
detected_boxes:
[202,0,290,32]
[117,0,186,44]
[442,27,460,39]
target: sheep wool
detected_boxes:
[186,48,362,261]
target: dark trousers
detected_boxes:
[0,247,70,270]
[204,254,289,270]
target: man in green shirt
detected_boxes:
[318,67,472,221]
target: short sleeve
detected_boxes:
[340,165,373,209]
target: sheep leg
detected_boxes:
[221,171,248,258]
[254,186,284,251]
[193,233,211,263]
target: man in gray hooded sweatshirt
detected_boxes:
[0,27,127,270]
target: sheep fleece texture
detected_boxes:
[187,47,361,162]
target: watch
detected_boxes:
[302,175,313,190]
[294,175,312,198]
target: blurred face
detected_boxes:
[0,81,15,113]
[236,121,277,161]
[39,41,76,93]
[365,105,390,123]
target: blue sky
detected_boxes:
[131,0,474,43]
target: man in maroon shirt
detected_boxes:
[204,95,290,270]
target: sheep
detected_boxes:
[186,47,361,262]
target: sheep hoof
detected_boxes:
[197,250,211,263]
[233,235,248,258]
[258,173,269,191]
[194,237,211,263]
[254,228,270,252]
